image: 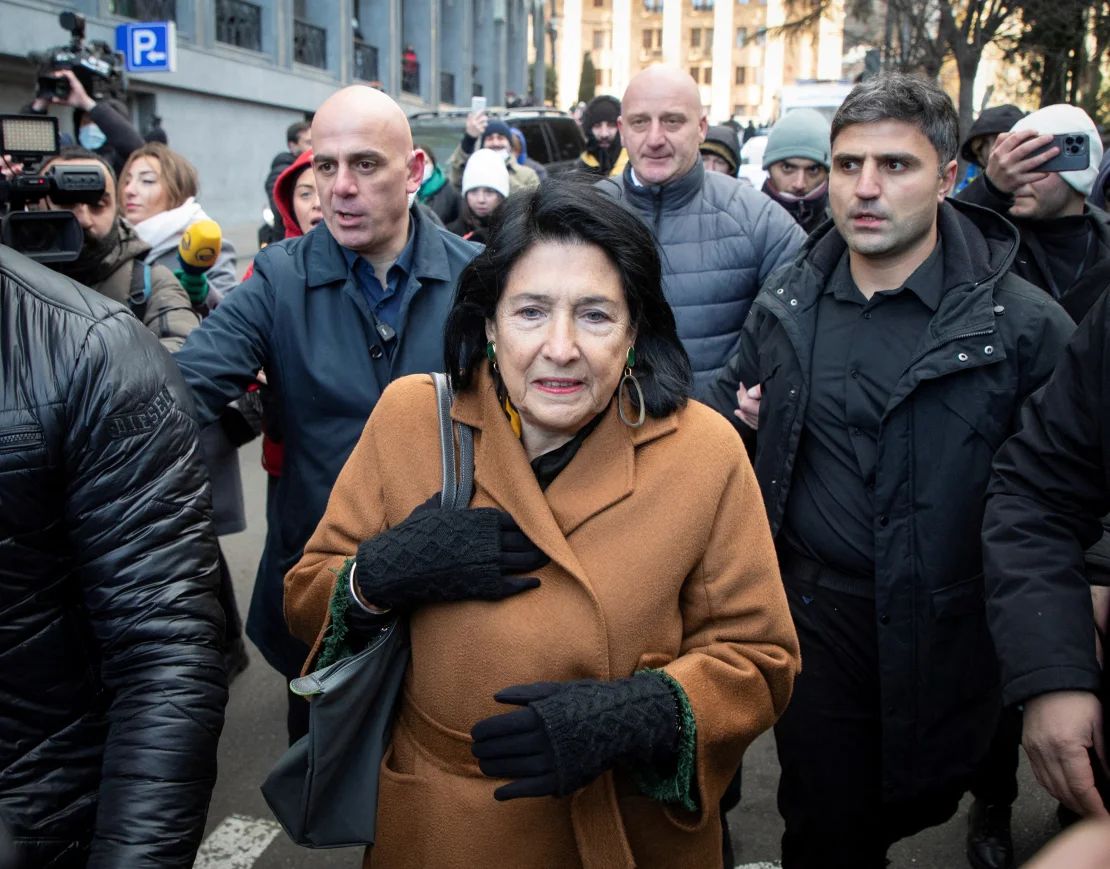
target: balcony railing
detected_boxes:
[401,56,420,94]
[109,0,176,18]
[293,19,326,68]
[216,0,262,51]
[353,40,379,82]
[440,71,456,105]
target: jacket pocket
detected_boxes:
[938,388,1013,453]
[372,737,433,866]
[930,576,985,619]
[0,424,44,453]
[922,575,999,709]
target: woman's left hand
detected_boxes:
[470,673,680,801]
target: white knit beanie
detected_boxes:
[1011,104,1103,197]
[462,148,510,198]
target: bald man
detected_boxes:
[601,66,806,402]
[174,86,481,740]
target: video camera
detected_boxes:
[0,114,105,262]
[31,11,124,102]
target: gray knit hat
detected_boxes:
[762,109,831,170]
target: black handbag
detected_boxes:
[261,373,474,848]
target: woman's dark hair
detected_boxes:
[444,176,692,418]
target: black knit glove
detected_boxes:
[470,672,681,801]
[350,495,547,614]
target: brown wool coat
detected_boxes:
[285,370,799,869]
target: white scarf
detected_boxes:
[133,196,211,254]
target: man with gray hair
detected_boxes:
[708,73,1074,867]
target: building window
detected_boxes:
[353,40,379,82]
[735,66,745,84]
[215,0,262,52]
[692,0,715,9]
[594,68,610,87]
[594,0,605,6]
[643,0,664,12]
[736,27,747,47]
[690,28,701,49]
[293,19,326,68]
[704,66,712,85]
[401,47,420,93]
[440,71,456,104]
[642,28,662,50]
[593,30,610,51]
[109,0,176,18]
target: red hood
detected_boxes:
[273,149,314,238]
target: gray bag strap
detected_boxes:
[431,373,474,509]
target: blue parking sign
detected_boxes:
[114,21,177,73]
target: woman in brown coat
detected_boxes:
[284,180,799,868]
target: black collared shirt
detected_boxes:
[781,240,945,578]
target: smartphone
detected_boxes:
[1031,132,1090,173]
[470,95,487,115]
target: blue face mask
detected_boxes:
[78,123,107,150]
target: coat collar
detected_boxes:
[303,204,455,289]
[761,198,1018,337]
[619,159,705,212]
[450,366,677,596]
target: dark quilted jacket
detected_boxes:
[0,245,227,868]
[602,160,806,400]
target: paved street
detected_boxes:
[201,449,1065,868]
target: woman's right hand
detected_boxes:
[349,495,547,613]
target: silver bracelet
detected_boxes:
[347,558,392,615]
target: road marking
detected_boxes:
[194,814,281,869]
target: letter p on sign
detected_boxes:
[115,21,177,73]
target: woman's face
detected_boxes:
[292,168,323,233]
[486,240,634,458]
[121,155,169,223]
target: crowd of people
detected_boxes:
[3,61,1110,869]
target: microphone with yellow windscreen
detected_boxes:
[178,218,223,275]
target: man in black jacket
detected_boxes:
[983,290,1110,822]
[574,94,628,177]
[0,244,227,867]
[708,74,1075,868]
[956,101,1110,865]
[957,103,1109,323]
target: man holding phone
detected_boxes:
[958,104,1110,323]
[447,97,540,195]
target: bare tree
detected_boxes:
[937,0,1019,140]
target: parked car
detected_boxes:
[408,108,586,175]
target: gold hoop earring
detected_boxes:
[618,367,646,428]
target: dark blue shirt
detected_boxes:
[341,223,416,333]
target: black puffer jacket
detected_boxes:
[706,200,1074,801]
[0,246,227,868]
